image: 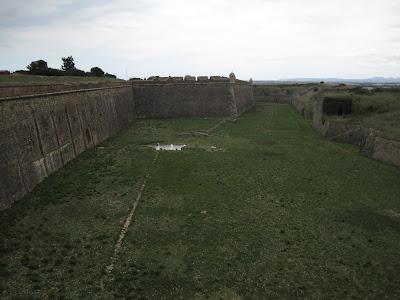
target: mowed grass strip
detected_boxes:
[1,104,400,299]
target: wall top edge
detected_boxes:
[0,85,132,102]
[131,82,252,86]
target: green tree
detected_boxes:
[61,56,75,71]
[27,60,48,72]
[90,67,104,77]
[105,73,117,78]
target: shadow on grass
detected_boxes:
[344,207,400,232]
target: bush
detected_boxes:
[105,73,117,79]
[64,69,87,77]
[61,56,75,71]
[27,60,48,73]
[43,68,64,76]
[90,67,104,77]
[21,57,114,78]
[14,70,30,75]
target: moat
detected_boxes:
[1,104,400,298]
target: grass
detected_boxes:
[290,86,400,141]
[350,90,400,140]
[1,104,400,298]
[253,84,314,97]
[0,75,125,85]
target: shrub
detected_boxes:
[61,56,75,71]
[90,67,105,77]
[43,68,64,76]
[64,68,87,77]
[14,70,30,75]
[27,60,48,73]
[105,73,117,79]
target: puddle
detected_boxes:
[148,143,187,151]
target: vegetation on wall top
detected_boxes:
[17,56,117,79]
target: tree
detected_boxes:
[61,56,75,71]
[27,60,48,72]
[64,68,86,77]
[90,67,104,77]
[105,73,117,79]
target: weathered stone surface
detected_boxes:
[0,86,134,209]
[0,82,124,98]
[372,137,400,167]
[210,76,229,82]
[197,76,209,82]
[133,81,254,119]
[184,75,196,81]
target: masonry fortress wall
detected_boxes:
[0,75,254,209]
[133,79,253,119]
[0,85,135,209]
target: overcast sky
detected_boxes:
[1,0,400,80]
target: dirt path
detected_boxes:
[104,152,160,276]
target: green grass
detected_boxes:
[253,84,314,97]
[284,85,400,140]
[1,104,400,299]
[0,75,124,85]
[316,89,400,140]
[350,91,400,140]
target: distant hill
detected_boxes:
[255,77,400,86]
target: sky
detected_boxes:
[1,0,400,80]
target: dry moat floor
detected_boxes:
[1,104,400,299]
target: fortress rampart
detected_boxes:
[0,81,125,98]
[0,85,134,209]
[133,79,253,119]
[0,75,254,209]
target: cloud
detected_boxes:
[1,0,400,79]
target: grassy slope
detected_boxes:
[318,89,400,141]
[1,104,400,299]
[253,84,314,97]
[351,91,400,140]
[0,75,124,85]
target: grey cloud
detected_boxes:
[0,6,17,18]
[387,55,400,63]
[1,0,400,79]
[0,0,113,28]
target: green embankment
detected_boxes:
[350,90,400,140]
[1,104,400,299]
[313,88,400,141]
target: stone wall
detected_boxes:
[364,136,400,167]
[133,80,254,119]
[0,82,124,98]
[234,84,255,114]
[0,85,134,209]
